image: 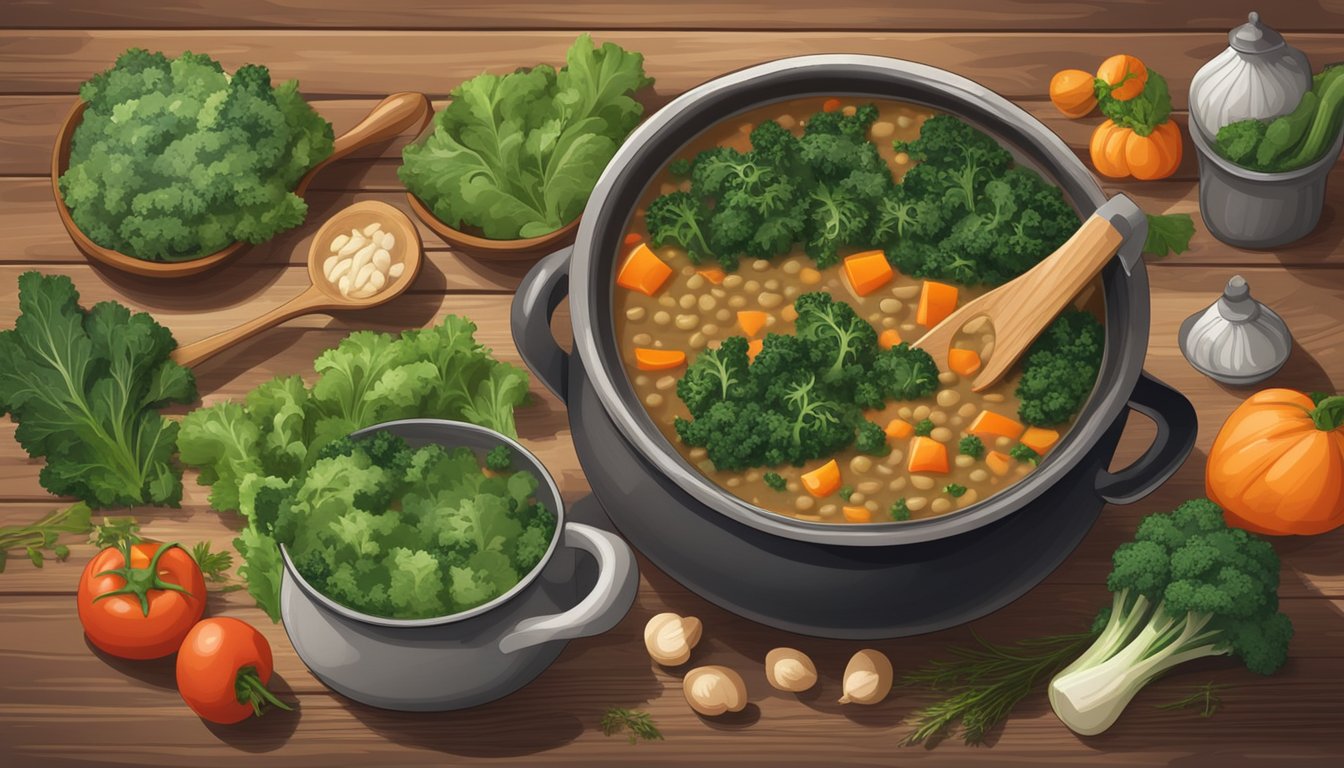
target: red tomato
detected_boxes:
[177,617,292,724]
[76,542,206,660]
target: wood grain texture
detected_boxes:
[6,0,1344,32]
[5,30,1344,103]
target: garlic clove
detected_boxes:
[839,649,893,705]
[329,233,350,253]
[362,221,383,237]
[322,254,341,280]
[643,612,702,666]
[389,262,406,279]
[373,248,391,272]
[683,665,747,717]
[765,647,817,693]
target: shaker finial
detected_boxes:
[1178,275,1292,385]
[1249,11,1260,25]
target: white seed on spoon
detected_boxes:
[353,263,376,290]
[329,258,353,282]
[323,255,341,279]
[368,270,386,292]
[338,235,365,257]
[373,249,391,272]
[338,274,352,296]
[362,221,383,237]
[351,243,376,276]
[380,232,396,250]
[329,233,350,253]
[389,262,405,279]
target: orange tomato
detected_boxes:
[1206,389,1344,536]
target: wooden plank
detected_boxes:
[5,31,1344,104]
[6,1,1344,32]
[0,592,1340,766]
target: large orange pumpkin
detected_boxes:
[1206,389,1344,536]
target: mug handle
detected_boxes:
[498,522,638,654]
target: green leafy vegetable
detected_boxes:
[190,540,239,588]
[958,435,985,458]
[600,707,664,744]
[1016,309,1104,427]
[90,516,143,550]
[890,498,912,521]
[913,418,935,437]
[943,483,967,498]
[399,35,652,239]
[1143,213,1195,258]
[1010,444,1041,465]
[485,445,513,472]
[673,292,938,471]
[0,503,92,573]
[178,316,530,620]
[763,471,787,491]
[1099,70,1172,135]
[837,485,855,502]
[59,49,333,261]
[286,433,555,620]
[0,273,197,508]
[1049,500,1291,735]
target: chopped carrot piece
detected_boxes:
[985,451,1012,476]
[781,305,799,322]
[908,437,949,474]
[969,410,1025,441]
[948,348,982,376]
[801,459,841,497]
[884,419,914,440]
[746,338,764,361]
[822,98,842,113]
[737,310,769,338]
[916,280,959,327]
[878,328,902,350]
[623,232,642,246]
[800,267,822,285]
[634,348,686,371]
[697,267,726,285]
[616,243,672,296]
[1021,426,1060,455]
[843,506,873,523]
[843,250,893,296]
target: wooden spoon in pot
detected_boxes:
[912,194,1147,392]
[170,200,423,368]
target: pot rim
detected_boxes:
[1188,111,1344,182]
[569,54,1147,546]
[279,419,566,628]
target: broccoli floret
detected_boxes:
[855,420,890,455]
[913,419,935,437]
[866,343,939,403]
[793,292,879,379]
[677,337,754,418]
[667,157,692,177]
[749,120,802,166]
[763,472,787,491]
[485,445,512,472]
[1049,499,1293,736]
[838,485,855,501]
[959,435,985,458]
[943,483,968,498]
[890,498,912,521]
[802,182,876,267]
[1010,443,1040,465]
[1016,310,1105,426]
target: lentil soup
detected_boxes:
[613,97,1103,524]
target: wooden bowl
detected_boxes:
[405,192,580,260]
[52,92,432,278]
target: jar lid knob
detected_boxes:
[1231,10,1286,53]
[1218,275,1260,322]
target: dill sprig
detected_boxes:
[900,630,1096,746]
[600,707,663,744]
[1156,682,1226,718]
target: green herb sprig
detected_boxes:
[0,502,92,572]
[1156,682,1226,718]
[600,707,663,744]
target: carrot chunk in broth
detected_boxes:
[843,506,873,523]
[697,267,726,285]
[878,329,902,350]
[737,310,769,337]
[634,348,687,371]
[843,251,893,296]
[1021,427,1060,454]
[916,281,958,327]
[884,419,914,440]
[908,437,949,474]
[969,410,1025,441]
[746,338,764,361]
[985,451,1012,476]
[801,460,841,497]
[616,243,672,296]
[948,348,981,376]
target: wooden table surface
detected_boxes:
[2,2,1343,766]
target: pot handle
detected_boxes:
[498,522,638,655]
[511,246,574,403]
[1094,372,1198,505]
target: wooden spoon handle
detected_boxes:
[171,287,326,369]
[296,91,433,194]
[970,213,1124,390]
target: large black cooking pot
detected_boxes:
[511,55,1197,638]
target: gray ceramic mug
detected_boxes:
[278,419,639,711]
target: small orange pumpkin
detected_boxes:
[1206,389,1344,536]
[1089,119,1183,180]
